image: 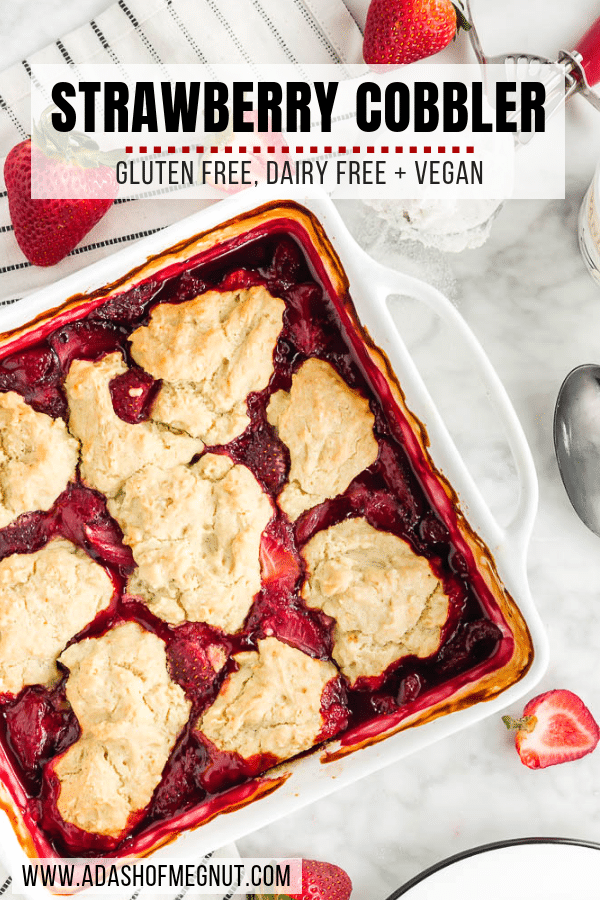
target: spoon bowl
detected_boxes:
[554,363,600,536]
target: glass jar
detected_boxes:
[579,164,600,285]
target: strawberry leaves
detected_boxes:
[32,106,124,169]
[450,1,472,36]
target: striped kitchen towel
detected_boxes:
[0,0,364,306]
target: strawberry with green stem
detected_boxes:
[363,0,470,67]
[4,106,122,267]
[503,689,600,770]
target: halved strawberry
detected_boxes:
[248,592,333,659]
[266,237,305,290]
[3,685,78,784]
[259,518,301,589]
[147,737,207,821]
[109,367,160,424]
[284,283,329,355]
[167,622,230,704]
[0,345,65,417]
[218,268,266,291]
[233,423,290,496]
[54,482,135,572]
[503,689,600,769]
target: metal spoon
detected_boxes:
[554,364,600,536]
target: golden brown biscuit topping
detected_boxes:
[55,622,191,837]
[197,636,338,759]
[302,518,449,685]
[267,358,379,519]
[0,538,113,696]
[0,391,79,528]
[130,287,285,444]
[108,453,273,631]
[64,352,203,497]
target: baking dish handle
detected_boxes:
[370,262,538,554]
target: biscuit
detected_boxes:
[267,358,378,519]
[108,453,273,632]
[197,637,339,759]
[0,391,79,527]
[54,622,191,837]
[130,287,285,445]
[64,352,203,496]
[302,518,449,684]
[0,539,113,695]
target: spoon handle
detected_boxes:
[574,14,600,88]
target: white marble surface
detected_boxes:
[2,1,600,898]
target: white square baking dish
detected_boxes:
[0,187,547,879]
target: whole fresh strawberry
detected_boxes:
[250,859,352,900]
[363,0,468,67]
[503,689,600,770]
[4,107,120,267]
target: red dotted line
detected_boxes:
[125,145,476,155]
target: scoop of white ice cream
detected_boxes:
[364,197,503,252]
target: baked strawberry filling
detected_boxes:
[0,227,506,857]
